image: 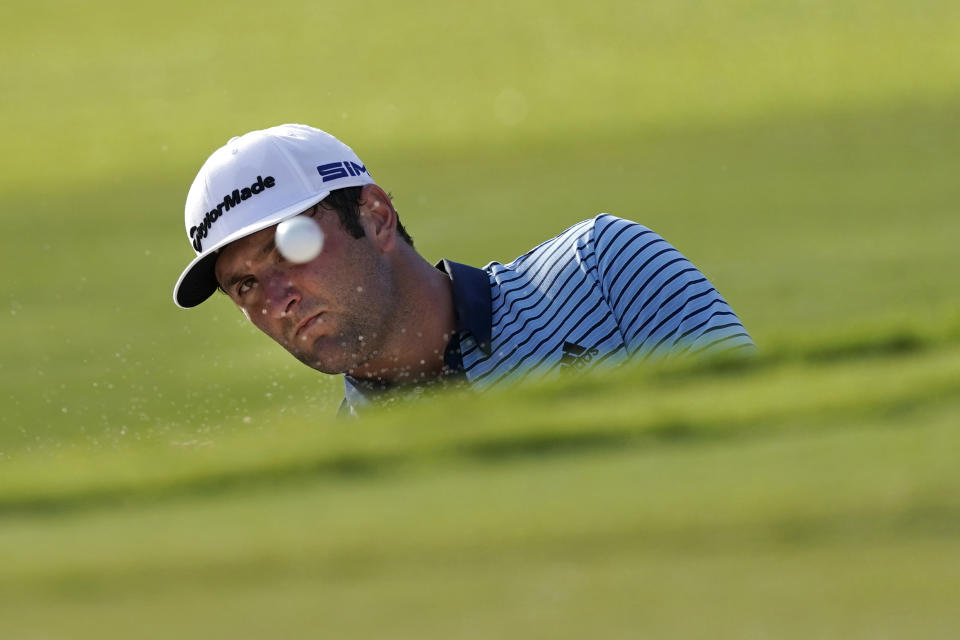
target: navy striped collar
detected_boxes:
[436,259,493,356]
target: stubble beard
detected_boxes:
[290,244,402,379]
[294,271,399,378]
[293,310,386,376]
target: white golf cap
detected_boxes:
[173,124,375,308]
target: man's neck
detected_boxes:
[347,254,456,385]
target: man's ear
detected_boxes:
[358,184,398,252]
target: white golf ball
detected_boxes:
[275,215,324,263]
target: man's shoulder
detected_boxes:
[485,214,638,274]
[589,213,656,248]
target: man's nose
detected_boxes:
[262,269,300,318]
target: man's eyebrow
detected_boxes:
[259,236,276,258]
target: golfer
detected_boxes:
[173,124,753,415]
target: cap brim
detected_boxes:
[172,190,332,308]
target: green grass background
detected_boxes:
[1,0,958,637]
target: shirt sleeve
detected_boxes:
[590,214,754,360]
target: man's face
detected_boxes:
[214,207,397,375]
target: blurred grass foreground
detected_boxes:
[2,322,960,638]
[1,0,959,637]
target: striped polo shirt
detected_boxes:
[342,214,753,413]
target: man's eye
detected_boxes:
[237,278,257,296]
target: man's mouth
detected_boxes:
[294,312,324,339]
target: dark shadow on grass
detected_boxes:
[458,419,703,462]
[0,453,399,519]
[0,424,717,518]
[802,330,927,363]
[458,431,632,461]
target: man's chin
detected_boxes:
[292,349,370,376]
[294,354,347,375]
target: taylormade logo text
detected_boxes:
[190,175,276,252]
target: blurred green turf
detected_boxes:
[1,328,959,638]
[2,352,959,638]
[1,0,959,636]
